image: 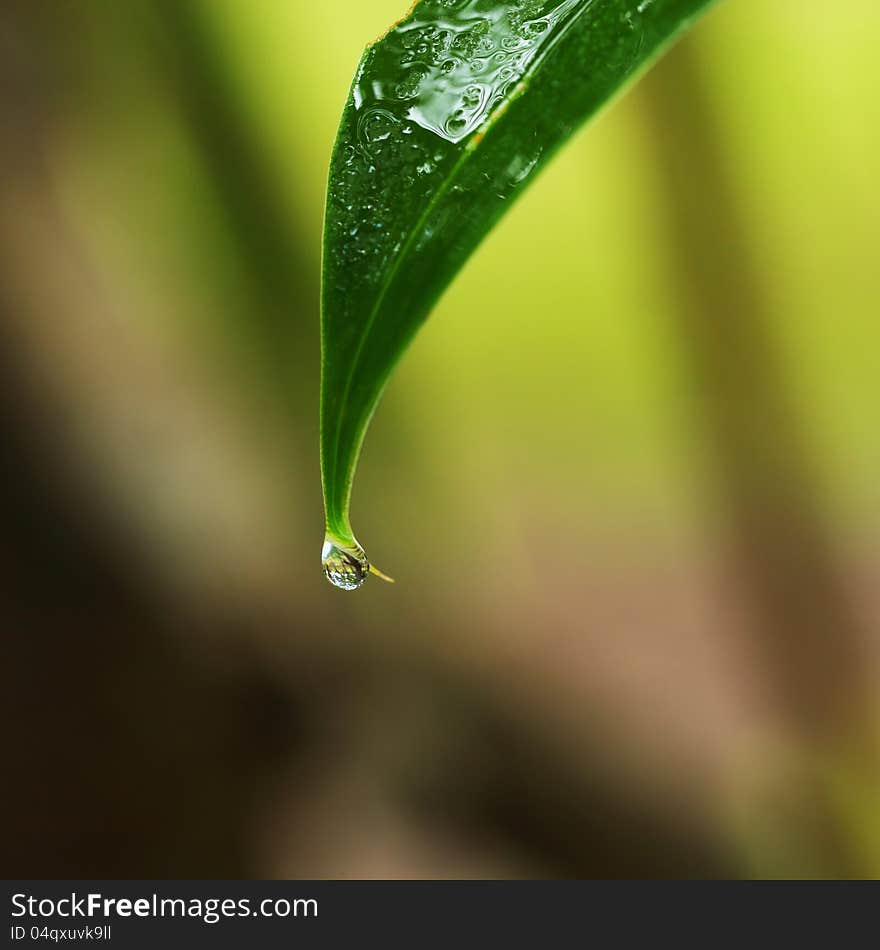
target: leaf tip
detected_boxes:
[369,564,396,584]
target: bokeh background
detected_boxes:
[2,0,878,878]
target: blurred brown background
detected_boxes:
[2,0,878,878]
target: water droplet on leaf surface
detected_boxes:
[350,0,591,144]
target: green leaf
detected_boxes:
[320,0,719,588]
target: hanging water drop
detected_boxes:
[321,536,369,590]
[321,536,395,590]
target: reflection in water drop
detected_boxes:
[321,537,369,591]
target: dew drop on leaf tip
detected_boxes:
[321,535,395,590]
[321,536,369,590]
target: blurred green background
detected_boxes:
[2,0,878,878]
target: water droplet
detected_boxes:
[446,114,468,136]
[322,537,369,591]
[506,151,541,184]
[462,84,483,108]
[359,107,400,146]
